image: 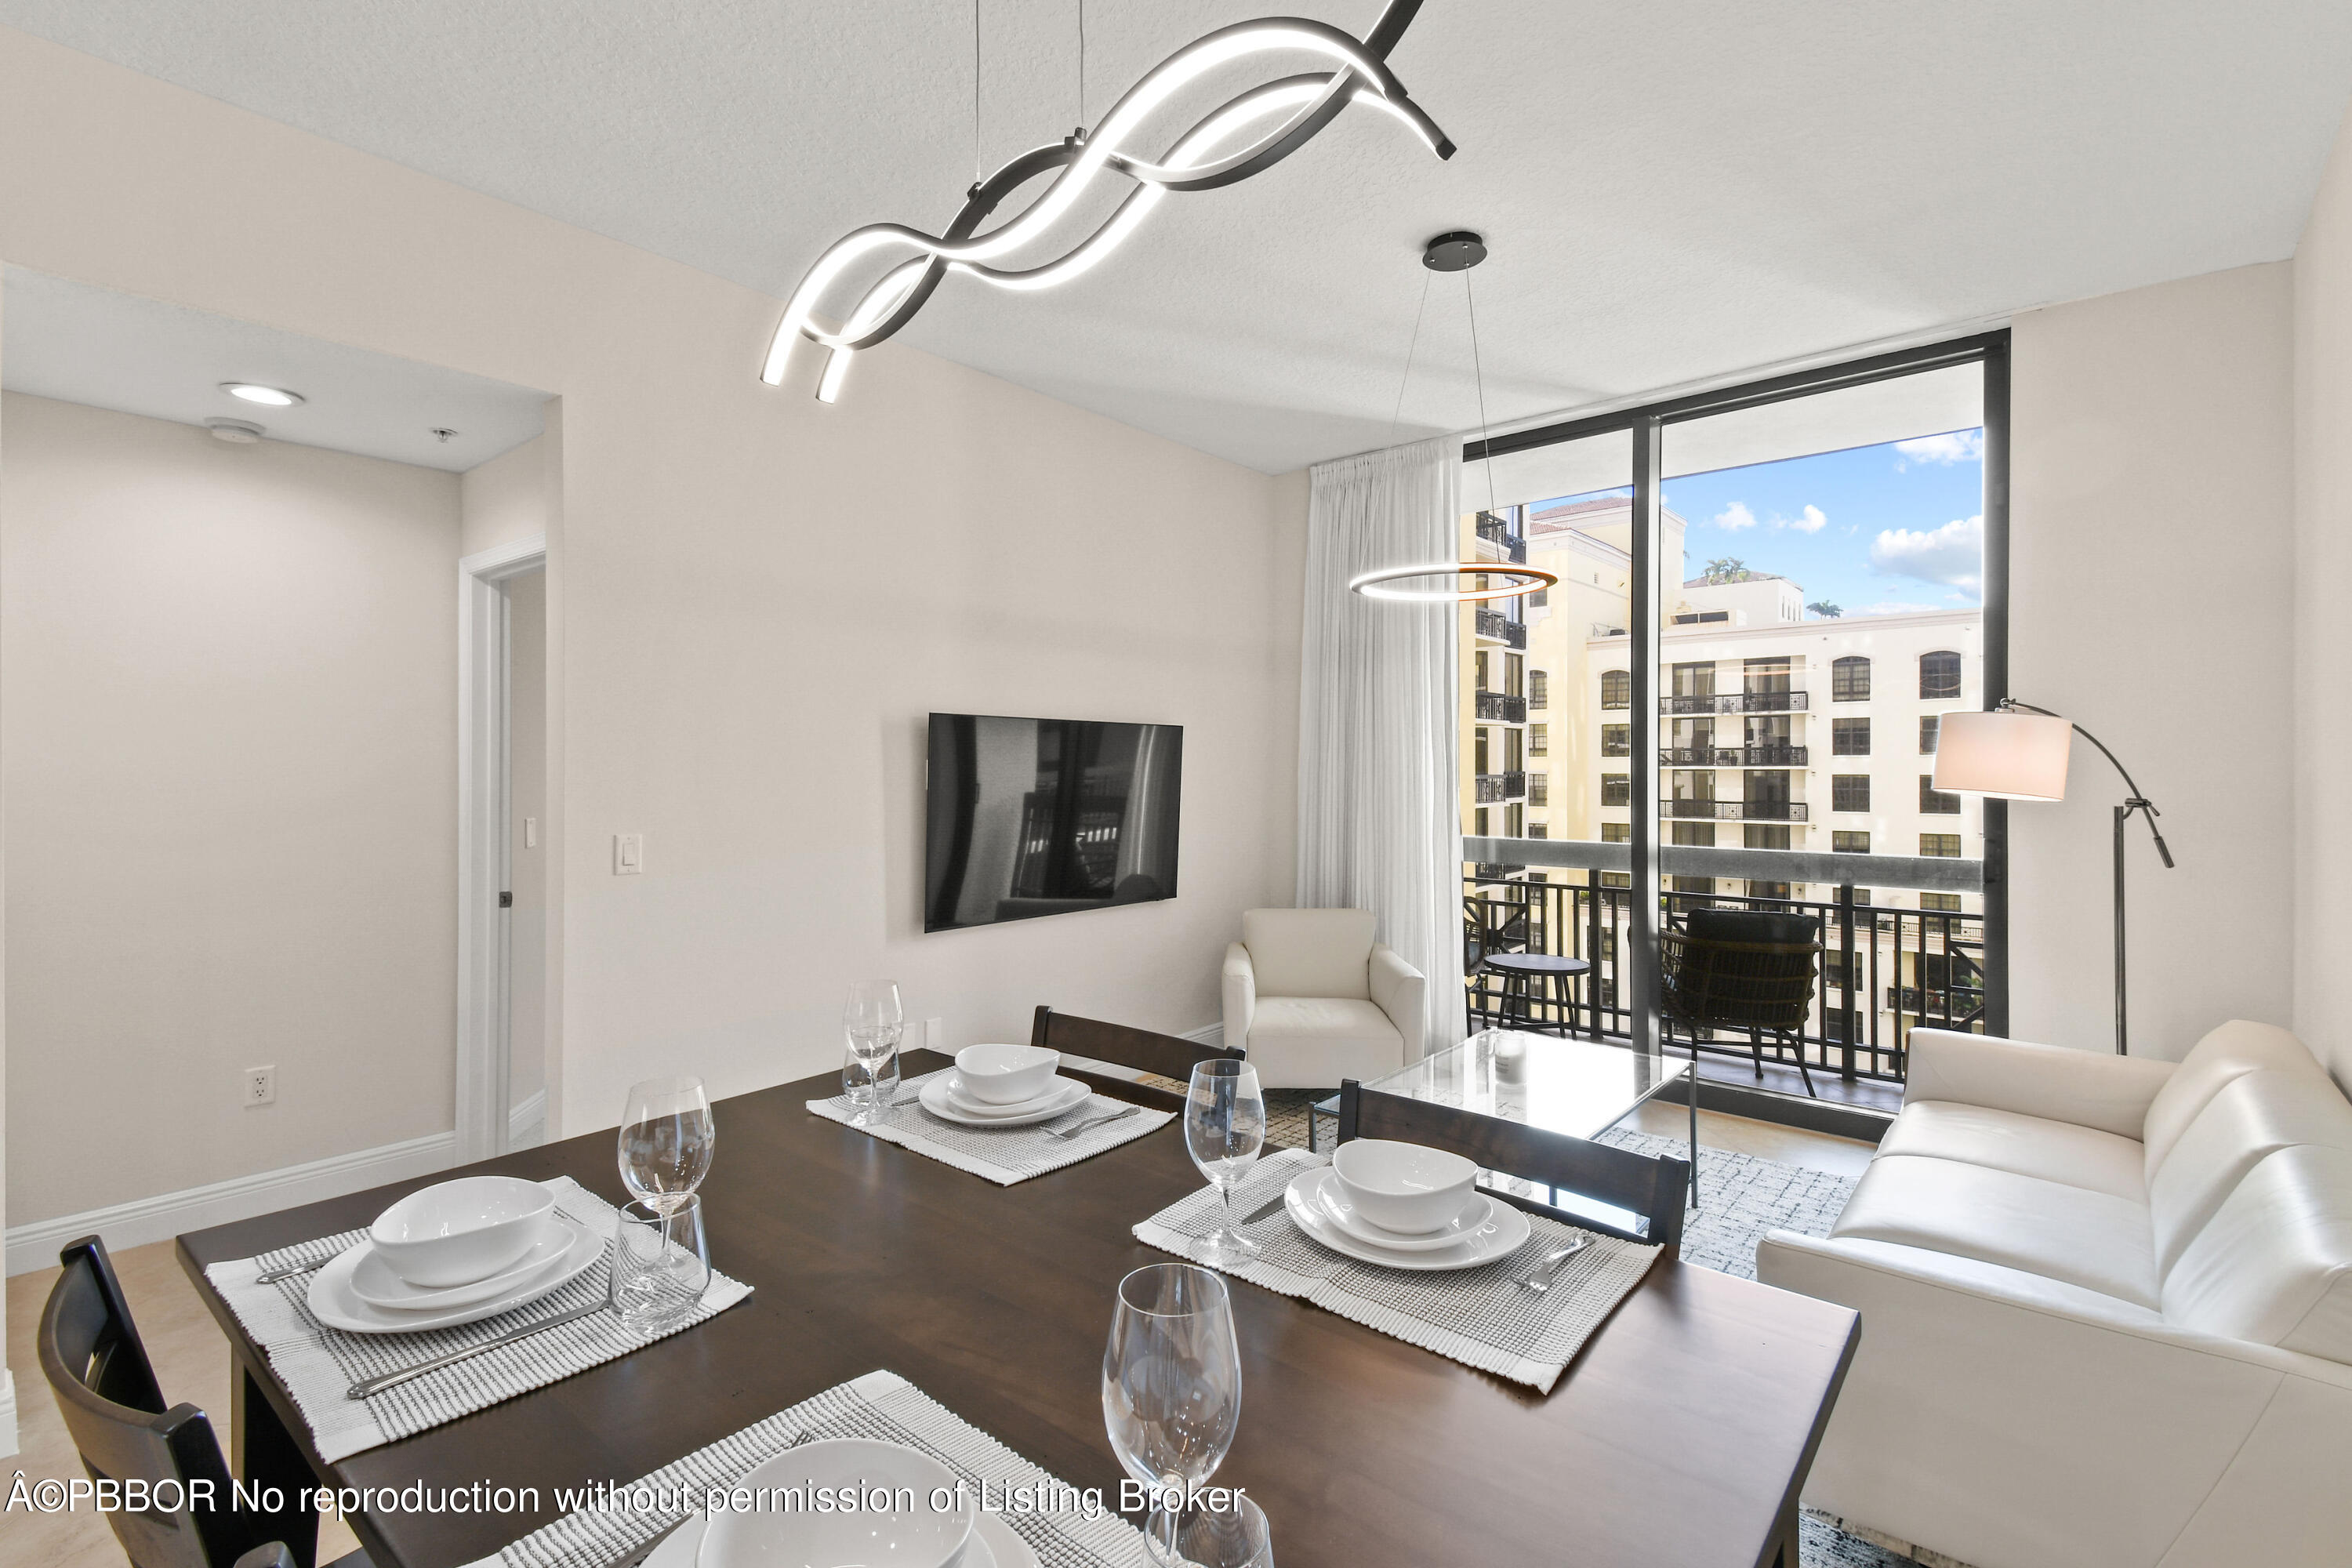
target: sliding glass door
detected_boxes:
[1460,335,2008,1102]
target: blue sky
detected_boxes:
[1544,430,1987,620]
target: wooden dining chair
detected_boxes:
[1334,1080,1689,1247]
[1030,1005,1244,1089]
[39,1236,368,1568]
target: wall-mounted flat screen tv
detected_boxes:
[924,713,1182,932]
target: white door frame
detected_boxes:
[457,535,547,1164]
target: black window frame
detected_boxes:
[1920,649,1963,700]
[1831,655,1871,702]
[1831,774,1871,813]
[1920,774,1962,815]
[1831,717,1871,756]
[1599,669,1631,710]
[1920,714,1940,754]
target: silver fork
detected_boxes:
[1511,1237,1592,1294]
[1044,1105,1142,1141]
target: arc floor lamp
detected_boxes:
[1933,700,2175,1054]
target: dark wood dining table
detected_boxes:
[178,1051,1858,1568]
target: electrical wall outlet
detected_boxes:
[243,1065,276,1108]
[614,833,644,875]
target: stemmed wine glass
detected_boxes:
[617,1076,715,1217]
[1185,1059,1267,1267]
[843,978,906,1124]
[1103,1263,1247,1567]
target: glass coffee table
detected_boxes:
[1308,1029,1694,1214]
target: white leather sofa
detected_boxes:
[1221,909,1426,1089]
[1758,1021,2352,1568]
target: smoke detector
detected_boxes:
[205,418,265,444]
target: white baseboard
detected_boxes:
[0,1369,18,1458]
[5,1131,458,1276]
[1179,1023,1225,1050]
[509,1088,548,1150]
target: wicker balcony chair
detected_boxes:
[1658,907,1824,1098]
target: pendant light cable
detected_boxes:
[1462,265,1497,516]
[973,0,983,187]
[1077,0,1086,132]
[1384,268,1432,453]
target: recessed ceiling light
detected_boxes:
[220,382,303,407]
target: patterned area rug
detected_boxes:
[1258,1091,1963,1568]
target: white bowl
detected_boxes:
[1330,1139,1479,1236]
[953,1042,1060,1105]
[699,1439,975,1568]
[368,1176,555,1287]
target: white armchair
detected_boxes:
[1221,909,1425,1089]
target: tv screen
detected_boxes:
[924,713,1182,932]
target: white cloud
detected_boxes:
[1894,430,1984,468]
[1870,514,1983,589]
[1788,504,1827,534]
[1713,501,1757,531]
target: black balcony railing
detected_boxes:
[1658,745,1810,768]
[1475,771,1529,804]
[1464,873,1985,1083]
[1659,690,1809,715]
[1660,799,1809,821]
[1475,512,1529,564]
[1475,690,1527,723]
[1475,609,1528,648]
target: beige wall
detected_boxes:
[2295,103,2352,1091]
[0,392,461,1220]
[461,434,548,557]
[2009,262,2296,1060]
[0,28,1302,1148]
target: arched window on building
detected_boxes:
[1600,670,1631,710]
[1831,655,1871,701]
[1919,649,1962,700]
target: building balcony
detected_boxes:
[1659,798,1810,822]
[1474,609,1528,649]
[1473,511,1528,564]
[1658,690,1809,715]
[1475,771,1529,804]
[1475,689,1527,723]
[1658,745,1810,768]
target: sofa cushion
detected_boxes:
[1831,1153,2159,1308]
[2142,1020,2327,1175]
[1243,997,1403,1089]
[1242,908,1374,1000]
[1879,1101,2147,1200]
[2148,1069,2352,1275]
[1686,907,1820,946]
[2162,1143,2352,1363]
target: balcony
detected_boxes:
[1659,690,1809,715]
[1475,609,1528,649]
[1658,745,1810,768]
[1475,690,1527,723]
[1475,771,1529,804]
[1659,799,1810,821]
[1474,511,1528,565]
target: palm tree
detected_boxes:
[1807,600,1842,619]
[1701,557,1750,585]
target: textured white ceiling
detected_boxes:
[3,268,550,472]
[4,2,2347,473]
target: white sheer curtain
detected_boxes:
[1296,436,1466,1055]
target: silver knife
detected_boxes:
[1240,1191,1290,1225]
[347,1301,608,1399]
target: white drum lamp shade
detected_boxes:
[1933,710,2072,800]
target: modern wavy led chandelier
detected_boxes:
[760,1,1455,403]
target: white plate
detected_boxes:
[306,1211,600,1334]
[349,1214,580,1309]
[1317,1181,1502,1254]
[941,1073,1089,1120]
[920,1074,1092,1127]
[1284,1167,1530,1271]
[644,1503,1030,1568]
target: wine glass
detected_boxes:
[1185,1059,1266,1266]
[1103,1264,1243,1567]
[617,1076,714,1216]
[843,979,906,1124]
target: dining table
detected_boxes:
[177,1050,1860,1568]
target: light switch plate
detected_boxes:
[614,833,644,874]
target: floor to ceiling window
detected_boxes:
[1460,336,2006,1105]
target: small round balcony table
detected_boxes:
[1479,951,1595,1039]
